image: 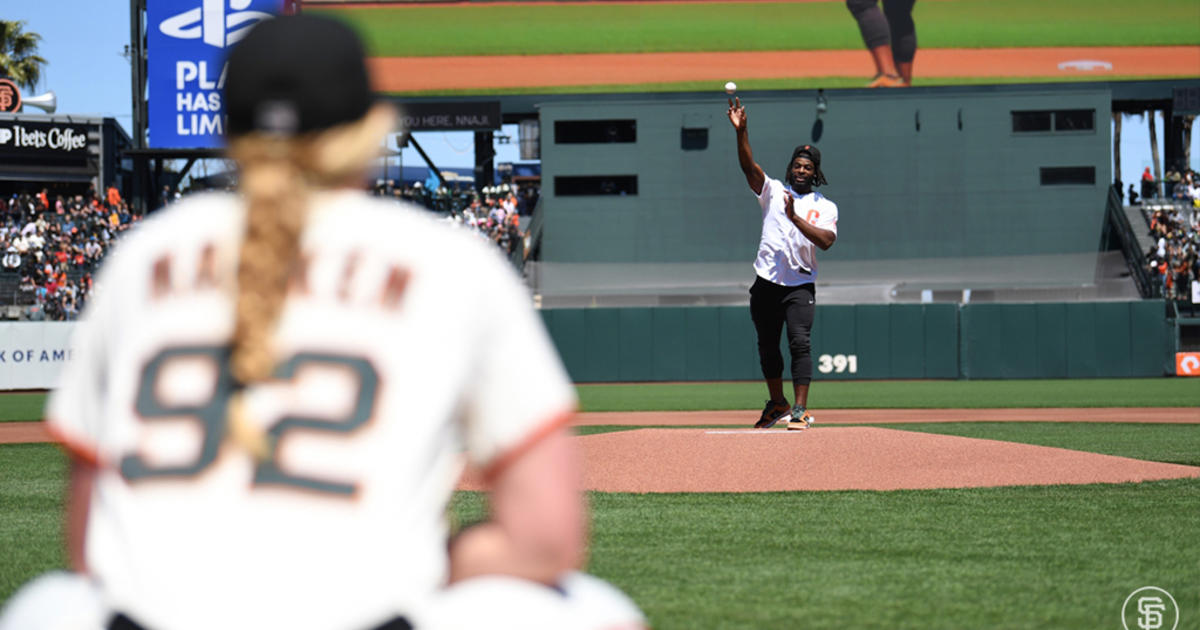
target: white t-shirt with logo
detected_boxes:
[46,190,576,630]
[752,176,838,286]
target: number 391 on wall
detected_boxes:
[817,354,857,374]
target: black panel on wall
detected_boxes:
[554,120,637,144]
[555,175,639,196]
[1040,166,1095,186]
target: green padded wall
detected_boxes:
[542,301,1167,382]
[959,301,1169,379]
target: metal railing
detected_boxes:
[1105,187,1159,298]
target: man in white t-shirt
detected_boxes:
[728,97,839,431]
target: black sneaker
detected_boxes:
[787,405,813,431]
[754,399,791,429]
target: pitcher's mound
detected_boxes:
[551,427,1199,492]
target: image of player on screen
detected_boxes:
[847,0,918,87]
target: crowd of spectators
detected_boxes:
[1124,164,1200,206]
[187,174,539,259]
[371,180,537,259]
[0,186,141,321]
[0,177,533,322]
[1145,203,1200,302]
[1165,167,1200,206]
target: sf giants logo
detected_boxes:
[0,79,20,113]
[805,209,820,225]
[159,0,274,49]
[1122,587,1179,630]
[1137,597,1166,630]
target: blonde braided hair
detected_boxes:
[224,103,397,458]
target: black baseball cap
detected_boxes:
[224,15,374,138]
[791,144,821,168]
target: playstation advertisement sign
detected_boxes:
[147,0,289,148]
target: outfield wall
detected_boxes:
[540,300,1171,381]
[0,300,1169,389]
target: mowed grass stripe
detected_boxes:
[390,74,1191,96]
[5,379,1197,423]
[317,0,1200,58]
[575,379,1200,411]
[879,422,1200,467]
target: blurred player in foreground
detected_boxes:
[0,14,643,630]
[727,97,838,431]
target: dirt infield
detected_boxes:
[549,427,1200,492]
[10,408,1199,492]
[369,46,1200,92]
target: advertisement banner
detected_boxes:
[1177,352,1200,377]
[146,0,287,149]
[0,120,91,158]
[399,102,502,131]
[0,323,76,390]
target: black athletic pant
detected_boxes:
[846,0,918,64]
[749,276,815,388]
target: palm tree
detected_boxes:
[0,20,48,91]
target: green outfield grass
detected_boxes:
[4,378,1196,423]
[0,445,68,603]
[575,378,1200,411]
[0,393,50,422]
[316,0,1200,58]
[4,378,1197,422]
[455,478,1199,630]
[4,405,1198,627]
[399,74,1186,96]
[884,422,1200,467]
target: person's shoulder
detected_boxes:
[106,193,241,258]
[758,175,784,197]
[141,192,241,231]
[313,191,499,255]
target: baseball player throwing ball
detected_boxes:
[0,15,647,630]
[727,97,838,431]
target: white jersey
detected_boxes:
[45,190,576,630]
[752,177,838,286]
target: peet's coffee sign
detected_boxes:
[0,120,90,157]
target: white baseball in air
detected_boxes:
[724,81,737,94]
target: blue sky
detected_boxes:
[6,1,1195,186]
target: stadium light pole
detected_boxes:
[128,0,149,214]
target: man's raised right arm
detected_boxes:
[728,97,765,196]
